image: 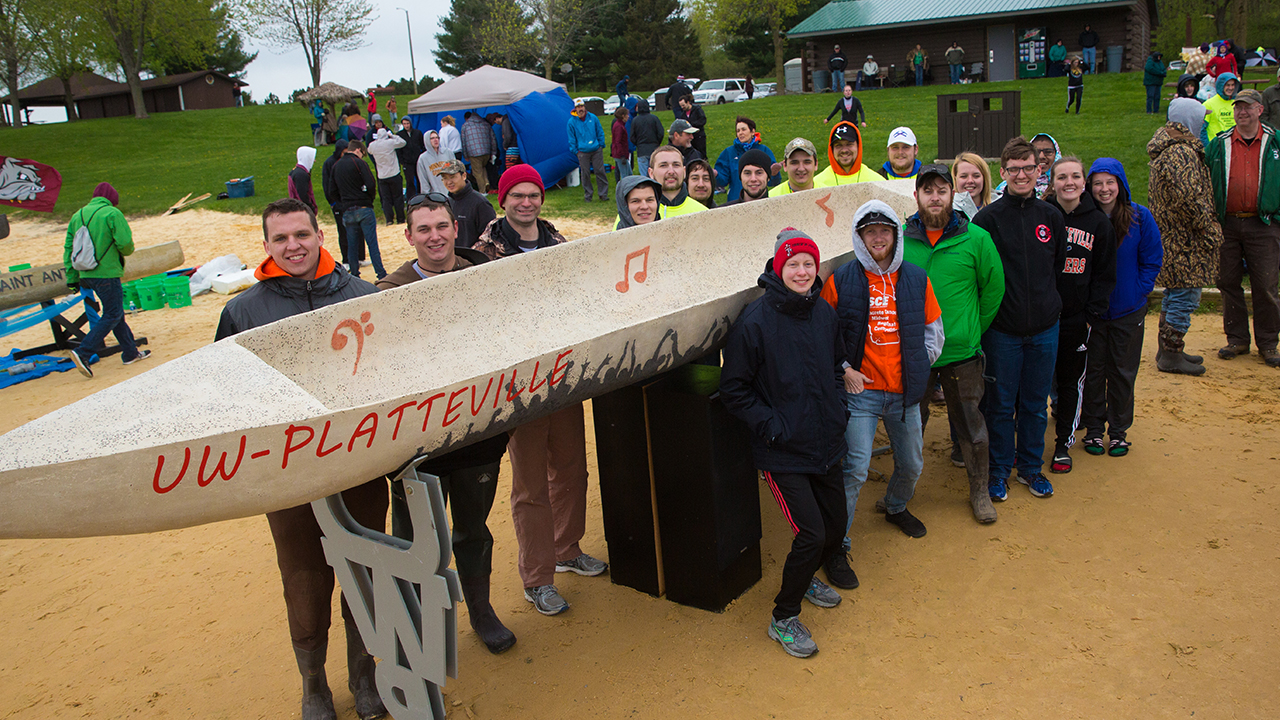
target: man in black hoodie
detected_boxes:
[396,117,427,197]
[332,140,386,279]
[321,140,361,268]
[972,137,1067,502]
[629,99,665,178]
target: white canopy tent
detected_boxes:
[407,65,566,114]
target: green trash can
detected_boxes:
[137,279,165,310]
[163,275,192,308]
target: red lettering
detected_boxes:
[316,421,343,457]
[152,447,192,494]
[347,412,379,452]
[551,349,574,386]
[282,424,315,469]
[419,392,446,431]
[505,368,525,402]
[470,377,494,416]
[443,388,467,427]
[251,449,271,459]
[387,400,418,441]
[493,373,505,408]
[527,361,546,394]
[197,436,247,486]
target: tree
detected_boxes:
[520,0,600,79]
[617,0,703,89]
[561,0,627,90]
[20,0,96,121]
[0,0,29,127]
[1154,0,1280,63]
[693,0,820,91]
[244,0,376,87]
[149,25,258,77]
[434,0,536,76]
[91,0,221,119]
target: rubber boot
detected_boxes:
[1157,328,1205,376]
[293,643,336,720]
[461,575,517,654]
[969,474,997,524]
[345,618,388,720]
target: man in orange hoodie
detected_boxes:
[216,198,388,720]
[813,122,882,187]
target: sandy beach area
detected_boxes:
[1,209,1278,719]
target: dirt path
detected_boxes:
[1,212,1278,719]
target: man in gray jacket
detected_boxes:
[216,198,388,720]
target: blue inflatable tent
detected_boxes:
[406,65,577,189]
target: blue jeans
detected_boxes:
[613,155,632,183]
[1162,287,1202,333]
[915,65,924,86]
[950,64,963,84]
[840,389,924,543]
[76,277,139,363]
[342,206,385,278]
[831,70,845,92]
[1082,47,1096,73]
[982,324,1059,479]
[1145,84,1160,113]
[637,156,651,179]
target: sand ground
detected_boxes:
[1,210,1278,719]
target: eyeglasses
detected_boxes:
[408,192,450,207]
[1003,165,1039,177]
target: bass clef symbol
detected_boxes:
[332,311,375,375]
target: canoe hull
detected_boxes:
[0,181,917,538]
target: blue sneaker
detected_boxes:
[988,476,1008,502]
[1017,472,1054,498]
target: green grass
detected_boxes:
[0,73,1192,225]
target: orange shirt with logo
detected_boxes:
[821,269,941,394]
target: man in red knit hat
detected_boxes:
[472,166,609,617]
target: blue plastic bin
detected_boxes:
[225,176,255,198]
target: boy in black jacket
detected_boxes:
[720,228,848,659]
[972,137,1067,501]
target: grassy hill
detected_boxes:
[0,72,1206,225]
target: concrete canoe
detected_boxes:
[0,181,917,539]
[0,241,186,311]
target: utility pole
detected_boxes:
[396,7,418,94]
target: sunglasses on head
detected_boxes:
[408,192,450,207]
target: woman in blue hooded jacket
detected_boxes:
[1080,159,1163,458]
[715,116,779,202]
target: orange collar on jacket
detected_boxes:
[254,246,337,281]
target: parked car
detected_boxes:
[603,94,623,114]
[693,78,746,105]
[734,82,776,101]
[645,78,698,110]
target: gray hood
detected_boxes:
[615,176,661,228]
[850,199,903,276]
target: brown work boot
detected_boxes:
[969,474,997,524]
[1261,348,1280,368]
[1218,343,1250,360]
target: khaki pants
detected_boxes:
[507,403,588,588]
[468,155,490,194]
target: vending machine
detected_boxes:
[1018,27,1047,79]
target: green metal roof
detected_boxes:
[789,0,1136,37]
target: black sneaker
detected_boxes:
[70,351,93,378]
[885,508,926,538]
[823,552,859,589]
[122,349,152,366]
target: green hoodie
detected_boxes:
[901,210,1005,366]
[63,196,134,283]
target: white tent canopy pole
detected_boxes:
[406,65,568,114]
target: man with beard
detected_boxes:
[814,122,881,186]
[883,127,922,179]
[770,138,821,196]
[648,145,706,217]
[903,165,1005,523]
[728,149,774,204]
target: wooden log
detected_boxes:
[0,241,185,312]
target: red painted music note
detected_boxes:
[815,193,835,227]
[615,246,651,293]
[332,311,375,375]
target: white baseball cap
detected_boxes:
[887,126,917,147]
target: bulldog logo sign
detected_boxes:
[0,157,62,213]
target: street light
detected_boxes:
[396,7,418,94]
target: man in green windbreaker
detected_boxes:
[901,164,1006,524]
[62,182,150,378]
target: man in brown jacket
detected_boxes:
[1147,121,1223,376]
[376,195,517,655]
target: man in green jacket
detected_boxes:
[902,165,1006,523]
[1144,51,1167,114]
[62,182,150,378]
[1205,90,1280,367]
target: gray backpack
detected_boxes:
[70,206,106,272]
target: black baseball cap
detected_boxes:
[915,163,953,189]
[856,211,897,230]
[831,124,860,144]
